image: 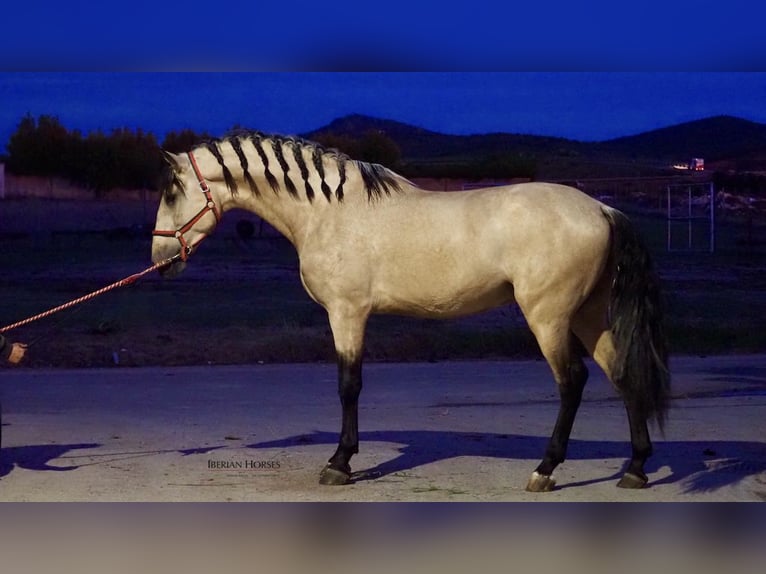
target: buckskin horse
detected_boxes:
[151,131,670,492]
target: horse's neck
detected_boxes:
[227,187,316,247]
[197,137,408,246]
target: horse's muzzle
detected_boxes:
[157,258,186,279]
[151,243,187,279]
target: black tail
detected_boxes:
[602,207,670,430]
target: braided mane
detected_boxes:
[191,130,402,203]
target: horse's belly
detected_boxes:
[373,280,516,319]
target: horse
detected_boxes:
[151,131,670,492]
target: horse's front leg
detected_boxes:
[319,304,369,486]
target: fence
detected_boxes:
[666,182,715,253]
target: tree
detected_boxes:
[312,132,358,156]
[313,130,401,168]
[6,114,164,192]
[6,114,71,176]
[356,130,401,167]
[162,129,213,153]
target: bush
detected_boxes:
[6,114,70,176]
[6,114,164,192]
[162,128,214,154]
[313,130,402,168]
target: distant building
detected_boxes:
[672,158,705,171]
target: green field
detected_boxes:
[1,205,765,369]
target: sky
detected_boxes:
[1,73,766,154]
[3,1,765,71]
[1,2,765,152]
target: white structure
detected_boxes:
[667,182,715,253]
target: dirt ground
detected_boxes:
[1,355,764,502]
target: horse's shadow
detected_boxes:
[0,443,102,478]
[1,433,761,495]
[0,444,227,479]
[247,430,766,494]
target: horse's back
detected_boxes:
[491,181,606,219]
[459,181,612,267]
[299,181,613,319]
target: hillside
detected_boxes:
[305,113,766,178]
[598,115,766,161]
[307,114,587,160]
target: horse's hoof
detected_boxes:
[319,465,351,486]
[525,471,556,492]
[616,472,648,489]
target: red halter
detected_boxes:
[152,151,222,261]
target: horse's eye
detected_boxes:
[165,191,176,206]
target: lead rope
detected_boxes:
[3,151,216,336]
[0,254,182,335]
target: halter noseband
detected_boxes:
[152,151,222,261]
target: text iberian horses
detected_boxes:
[151,132,670,492]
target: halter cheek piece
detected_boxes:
[152,151,222,261]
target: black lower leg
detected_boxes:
[535,360,588,477]
[618,401,652,488]
[325,355,362,477]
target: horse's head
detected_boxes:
[151,151,222,278]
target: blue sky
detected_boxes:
[2,2,765,153]
[1,73,766,153]
[3,1,765,71]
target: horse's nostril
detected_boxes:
[158,260,186,279]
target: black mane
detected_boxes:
[191,130,402,203]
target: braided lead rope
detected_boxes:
[0,255,180,334]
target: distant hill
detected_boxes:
[305,113,766,178]
[598,115,766,161]
[306,113,587,160]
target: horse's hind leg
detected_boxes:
[319,304,369,486]
[616,405,652,488]
[573,304,652,489]
[525,324,589,492]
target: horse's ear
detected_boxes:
[161,150,181,171]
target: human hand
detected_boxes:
[7,342,28,365]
